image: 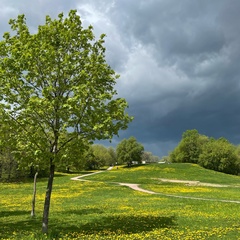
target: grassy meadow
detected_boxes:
[0,163,240,239]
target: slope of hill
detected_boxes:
[82,163,240,185]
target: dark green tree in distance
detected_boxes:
[108,147,117,165]
[0,10,132,233]
[84,146,99,170]
[234,145,240,173]
[198,137,239,175]
[170,129,208,163]
[116,137,144,165]
[169,129,240,175]
[90,144,112,168]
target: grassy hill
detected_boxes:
[0,163,239,239]
[84,163,240,184]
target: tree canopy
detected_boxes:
[170,129,240,175]
[0,10,132,233]
[116,137,144,165]
[198,137,239,175]
[170,129,208,163]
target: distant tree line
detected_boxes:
[58,136,160,170]
[0,135,160,181]
[169,129,240,175]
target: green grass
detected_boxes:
[86,163,240,184]
[0,163,240,239]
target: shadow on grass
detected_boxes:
[122,164,145,169]
[0,210,29,218]
[0,213,176,238]
[55,214,177,235]
[0,214,41,239]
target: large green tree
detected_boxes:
[116,137,144,165]
[0,10,132,233]
[170,129,208,163]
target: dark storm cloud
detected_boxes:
[105,0,240,156]
[1,0,240,156]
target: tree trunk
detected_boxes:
[31,171,38,217]
[42,163,55,233]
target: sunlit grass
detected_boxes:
[0,163,240,239]
[84,163,240,184]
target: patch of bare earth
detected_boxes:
[158,178,231,187]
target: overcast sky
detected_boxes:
[1,0,240,157]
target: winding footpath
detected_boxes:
[71,169,240,204]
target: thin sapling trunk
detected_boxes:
[31,171,38,217]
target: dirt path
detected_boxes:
[71,171,240,204]
[70,167,113,181]
[116,183,240,204]
[70,171,104,181]
[118,183,157,194]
